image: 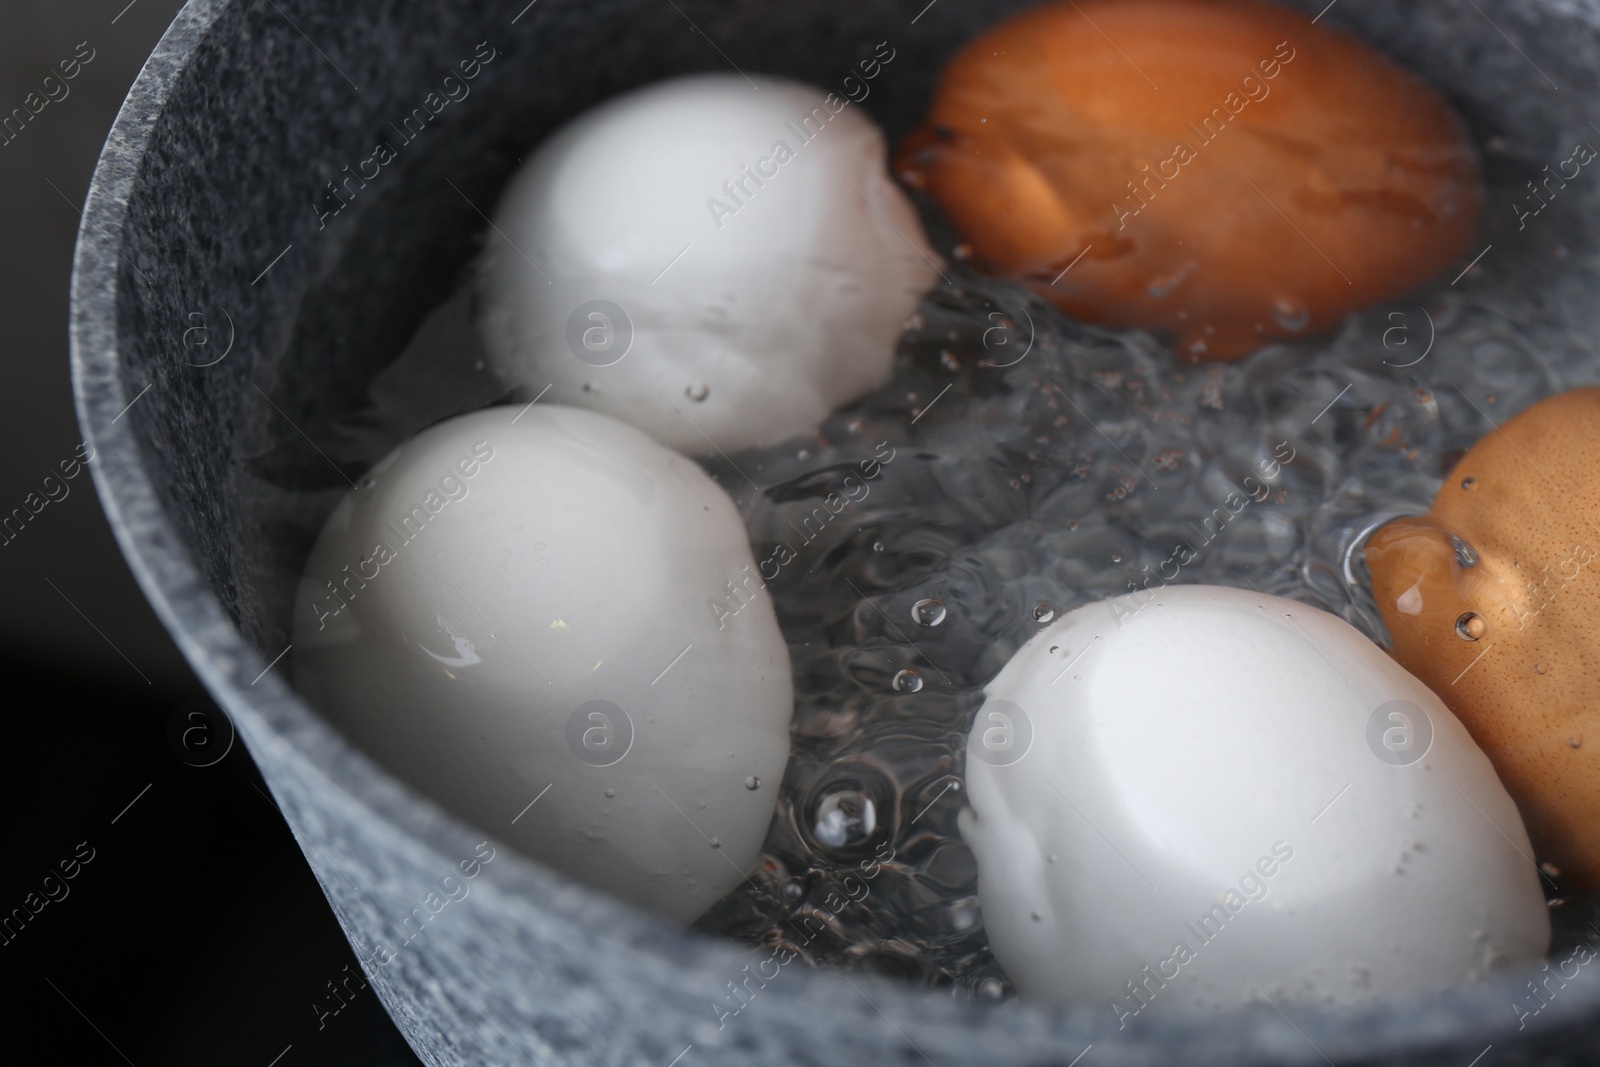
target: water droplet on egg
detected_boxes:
[744,775,761,790]
[911,598,948,627]
[604,787,616,798]
[1461,476,1477,491]
[1535,663,1548,675]
[812,788,878,849]
[1271,296,1311,332]
[685,382,710,402]
[1569,737,1583,750]
[1450,534,1479,568]
[1455,612,1485,640]
[1033,602,1055,622]
[892,669,924,693]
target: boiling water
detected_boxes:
[324,155,1600,1000]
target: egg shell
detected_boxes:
[1367,387,1600,886]
[292,405,793,924]
[480,73,940,455]
[962,584,1548,1012]
[895,0,1482,361]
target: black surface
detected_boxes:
[0,2,418,1063]
[0,667,421,1065]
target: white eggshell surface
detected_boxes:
[961,584,1549,1016]
[292,405,793,924]
[479,72,940,455]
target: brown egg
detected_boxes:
[895,0,1482,361]
[1367,388,1600,885]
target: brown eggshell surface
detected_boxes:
[1367,388,1600,885]
[895,0,1483,361]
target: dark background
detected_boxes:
[0,3,419,1062]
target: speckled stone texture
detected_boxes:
[70,0,1600,1064]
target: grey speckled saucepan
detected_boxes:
[69,0,1600,1063]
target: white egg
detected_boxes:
[961,584,1549,1017]
[478,73,940,456]
[292,404,793,924]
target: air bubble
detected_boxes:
[604,787,616,798]
[744,775,761,790]
[1455,612,1485,640]
[685,383,710,402]
[813,788,878,849]
[892,669,924,693]
[911,598,948,627]
[1032,602,1055,622]
[978,978,1005,1000]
